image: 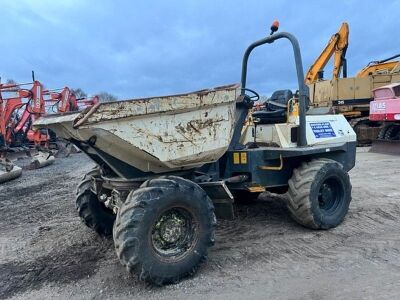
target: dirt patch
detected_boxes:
[1,151,400,299]
[0,241,110,300]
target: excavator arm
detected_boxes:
[76,95,99,109]
[0,81,46,144]
[43,87,78,113]
[305,22,349,84]
[357,54,400,77]
[0,84,27,143]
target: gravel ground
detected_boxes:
[1,149,400,299]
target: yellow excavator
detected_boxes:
[357,54,400,77]
[305,22,349,85]
[306,22,400,144]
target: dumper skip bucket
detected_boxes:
[34,84,239,175]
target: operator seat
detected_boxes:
[252,89,293,124]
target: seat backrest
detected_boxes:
[270,89,293,104]
[266,89,293,111]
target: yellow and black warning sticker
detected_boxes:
[233,152,247,164]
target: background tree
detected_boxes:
[6,78,17,85]
[72,88,87,99]
[97,92,117,102]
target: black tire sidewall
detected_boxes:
[128,186,213,282]
[76,171,115,236]
[309,163,351,229]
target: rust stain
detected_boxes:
[173,117,227,143]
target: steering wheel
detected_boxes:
[241,88,260,102]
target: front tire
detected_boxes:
[286,159,352,229]
[113,176,216,285]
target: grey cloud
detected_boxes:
[0,0,398,99]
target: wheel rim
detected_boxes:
[151,207,197,259]
[317,176,344,214]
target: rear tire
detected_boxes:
[75,168,115,237]
[286,159,352,229]
[113,176,216,285]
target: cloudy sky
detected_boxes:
[0,0,398,99]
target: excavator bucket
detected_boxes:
[0,159,22,183]
[28,151,55,169]
[0,149,55,183]
[5,148,56,170]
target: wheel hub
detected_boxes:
[151,208,196,258]
[159,218,184,244]
[319,183,334,209]
[318,177,343,214]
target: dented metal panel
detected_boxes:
[34,84,239,173]
[75,84,238,126]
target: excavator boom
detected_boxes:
[43,87,78,113]
[305,22,349,84]
[0,81,47,146]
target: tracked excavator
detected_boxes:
[76,95,99,110]
[305,23,400,144]
[44,86,79,114]
[305,22,349,85]
[357,54,400,78]
[44,89,98,156]
[369,83,400,154]
[0,80,55,183]
[44,89,98,115]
